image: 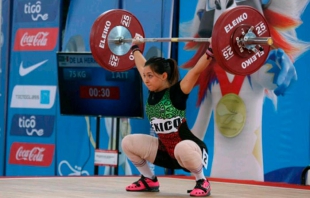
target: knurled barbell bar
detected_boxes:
[90,6,273,75]
[109,37,272,45]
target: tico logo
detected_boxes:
[9,142,54,166]
[10,114,55,137]
[15,0,58,23]
[13,28,58,51]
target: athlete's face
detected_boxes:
[142,66,168,92]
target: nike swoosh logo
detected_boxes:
[19,60,48,76]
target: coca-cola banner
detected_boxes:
[56,0,119,176]
[0,0,11,175]
[9,142,54,166]
[5,0,61,176]
[13,28,58,51]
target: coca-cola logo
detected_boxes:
[9,142,54,166]
[16,146,45,161]
[13,28,58,51]
[20,32,49,47]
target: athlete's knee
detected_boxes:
[174,140,203,170]
[121,134,135,154]
[174,140,196,159]
[174,139,192,152]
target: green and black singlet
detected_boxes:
[145,81,207,169]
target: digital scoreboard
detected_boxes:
[57,52,144,118]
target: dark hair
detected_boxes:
[144,56,180,85]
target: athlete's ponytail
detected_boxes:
[166,58,179,85]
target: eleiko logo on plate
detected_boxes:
[10,114,55,137]
[9,142,54,166]
[13,28,58,51]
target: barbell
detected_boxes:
[89,6,273,75]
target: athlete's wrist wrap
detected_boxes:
[131,44,141,54]
[206,47,213,60]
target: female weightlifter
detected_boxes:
[121,33,213,197]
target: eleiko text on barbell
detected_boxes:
[224,12,248,33]
[241,50,264,69]
[99,21,111,49]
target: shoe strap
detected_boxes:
[187,180,209,193]
[137,176,152,190]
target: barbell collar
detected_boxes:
[243,37,273,46]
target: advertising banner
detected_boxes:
[5,0,61,176]
[178,0,310,184]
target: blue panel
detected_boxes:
[56,0,119,176]
[0,0,11,176]
[263,3,310,183]
[62,0,119,51]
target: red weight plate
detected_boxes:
[90,9,145,71]
[212,6,271,75]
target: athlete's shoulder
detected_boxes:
[170,80,182,90]
[170,80,188,96]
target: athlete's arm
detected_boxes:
[131,33,146,78]
[180,49,213,94]
[132,50,146,78]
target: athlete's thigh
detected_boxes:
[125,134,159,163]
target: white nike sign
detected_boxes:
[19,60,48,76]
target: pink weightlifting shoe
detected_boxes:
[126,175,160,192]
[188,179,211,197]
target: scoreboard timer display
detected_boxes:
[57,52,144,118]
